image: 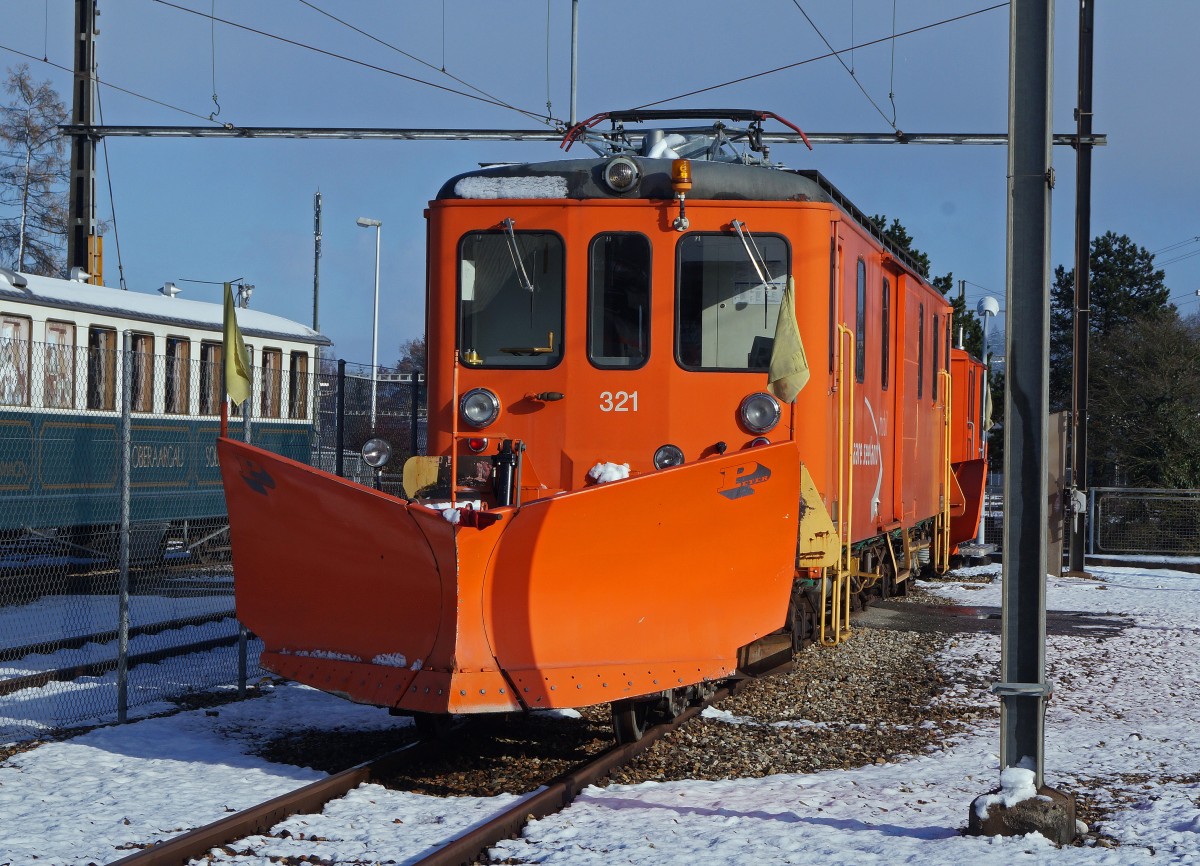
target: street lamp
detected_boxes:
[976,295,1000,547]
[356,216,382,432]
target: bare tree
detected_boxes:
[0,65,69,276]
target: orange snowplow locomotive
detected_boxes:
[219,111,988,741]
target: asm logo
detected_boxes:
[718,462,771,500]
[238,457,276,496]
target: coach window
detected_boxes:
[261,348,283,418]
[0,315,32,406]
[458,229,564,368]
[199,341,223,415]
[589,233,651,368]
[932,314,940,401]
[165,337,190,415]
[916,304,925,400]
[677,231,789,370]
[130,334,155,413]
[881,279,891,390]
[854,259,868,383]
[87,326,117,410]
[289,351,310,419]
[44,321,76,409]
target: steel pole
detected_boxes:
[1068,0,1095,575]
[371,223,380,433]
[67,0,98,275]
[117,331,132,723]
[999,0,1054,786]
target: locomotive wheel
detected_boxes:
[661,687,689,720]
[612,698,652,744]
[787,588,818,654]
[412,712,453,740]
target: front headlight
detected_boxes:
[653,444,685,469]
[738,392,781,434]
[460,388,501,428]
[361,437,393,469]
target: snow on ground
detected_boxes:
[1,564,1198,865]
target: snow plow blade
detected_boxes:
[218,438,800,714]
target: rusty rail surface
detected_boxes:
[106,664,785,866]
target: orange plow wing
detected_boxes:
[219,439,800,714]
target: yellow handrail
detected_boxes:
[822,323,855,646]
[935,368,953,573]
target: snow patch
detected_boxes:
[289,649,362,663]
[372,653,408,668]
[973,765,1039,820]
[588,462,630,483]
[454,175,568,199]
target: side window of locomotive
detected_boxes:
[261,347,283,418]
[0,314,32,406]
[45,320,77,409]
[676,232,789,371]
[130,333,155,413]
[881,279,891,390]
[916,304,925,400]
[87,325,117,411]
[854,258,867,383]
[165,336,191,415]
[588,233,651,368]
[458,230,564,368]
[289,351,310,419]
[932,314,940,401]
[199,341,223,415]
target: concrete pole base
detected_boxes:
[968,786,1077,846]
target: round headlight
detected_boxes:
[653,444,685,469]
[361,437,393,469]
[460,388,500,428]
[603,157,640,193]
[738,392,781,434]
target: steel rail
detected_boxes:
[2,610,236,661]
[107,741,427,866]
[0,631,241,697]
[103,665,786,866]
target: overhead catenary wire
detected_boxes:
[788,0,898,132]
[96,87,127,290]
[149,0,556,126]
[0,41,224,124]
[293,0,540,124]
[634,3,1008,111]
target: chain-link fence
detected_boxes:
[1090,487,1200,556]
[1,336,427,741]
[314,360,426,488]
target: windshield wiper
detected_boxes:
[502,218,535,292]
[731,219,777,327]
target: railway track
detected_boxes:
[107,668,783,866]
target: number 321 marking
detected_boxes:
[599,390,639,412]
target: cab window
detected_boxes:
[677,232,790,371]
[458,229,564,368]
[589,233,650,368]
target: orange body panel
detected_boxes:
[220,437,799,712]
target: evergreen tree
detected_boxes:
[1049,231,1170,412]
[0,65,68,276]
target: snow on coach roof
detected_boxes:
[0,270,329,345]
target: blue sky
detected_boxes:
[3,1,1198,364]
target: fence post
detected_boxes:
[117,331,133,723]
[336,359,346,476]
[1087,487,1096,555]
[410,375,420,458]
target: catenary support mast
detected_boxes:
[1068,0,1095,575]
[970,0,1075,842]
[67,0,98,278]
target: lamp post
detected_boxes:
[356,216,382,432]
[977,295,1000,547]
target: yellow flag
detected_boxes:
[223,282,252,407]
[768,277,810,402]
